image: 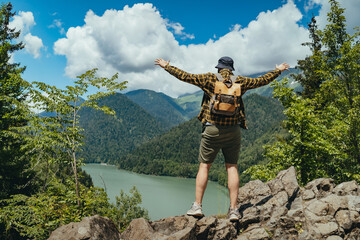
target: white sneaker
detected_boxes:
[186,202,204,217]
[229,208,240,221]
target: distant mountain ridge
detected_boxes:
[125,89,187,129]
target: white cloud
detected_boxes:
[9,11,44,58]
[49,19,65,35]
[9,11,35,35]
[24,33,43,58]
[54,2,310,97]
[166,21,195,40]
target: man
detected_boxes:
[155,57,289,221]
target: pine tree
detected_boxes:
[0,2,33,199]
[292,16,323,98]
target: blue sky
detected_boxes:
[11,0,360,97]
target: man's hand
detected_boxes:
[276,63,290,72]
[155,58,170,68]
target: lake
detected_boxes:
[82,164,230,221]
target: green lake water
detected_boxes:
[82,164,230,221]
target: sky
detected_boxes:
[10,0,360,98]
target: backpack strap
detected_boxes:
[214,73,224,81]
[214,73,237,83]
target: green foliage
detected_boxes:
[0,180,148,239]
[246,0,360,185]
[25,68,127,205]
[0,4,148,239]
[0,180,111,240]
[292,17,323,98]
[109,186,149,232]
[246,80,334,183]
[0,2,37,199]
[0,3,25,78]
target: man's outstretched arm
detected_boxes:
[276,63,290,72]
[154,58,170,68]
[241,62,290,90]
[154,58,211,89]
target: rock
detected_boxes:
[333,181,360,196]
[302,189,315,200]
[238,179,271,206]
[348,195,360,211]
[314,222,339,236]
[321,195,349,214]
[326,236,343,240]
[347,228,360,239]
[239,206,261,228]
[335,210,353,230]
[287,195,304,220]
[197,217,217,239]
[48,215,121,240]
[50,167,360,240]
[120,218,160,240]
[236,227,270,240]
[305,178,335,199]
[274,191,289,206]
[277,166,299,198]
[210,219,238,240]
[349,210,360,223]
[151,215,197,236]
[305,199,330,216]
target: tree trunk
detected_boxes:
[73,151,81,206]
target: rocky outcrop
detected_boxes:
[121,167,360,240]
[48,167,360,239]
[48,215,121,240]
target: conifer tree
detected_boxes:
[0,2,34,199]
[292,17,323,98]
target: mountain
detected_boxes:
[174,90,204,119]
[125,89,187,129]
[38,98,86,117]
[78,93,166,163]
[115,93,286,186]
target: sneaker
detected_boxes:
[186,202,204,217]
[229,208,240,221]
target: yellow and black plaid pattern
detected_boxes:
[165,65,281,128]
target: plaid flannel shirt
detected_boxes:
[164,64,282,128]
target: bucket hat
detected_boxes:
[215,56,235,71]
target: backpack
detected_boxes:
[208,73,241,116]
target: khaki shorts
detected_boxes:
[198,124,241,164]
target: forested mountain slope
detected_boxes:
[79,93,166,163]
[125,89,187,128]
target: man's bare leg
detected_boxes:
[225,163,239,209]
[195,162,212,205]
